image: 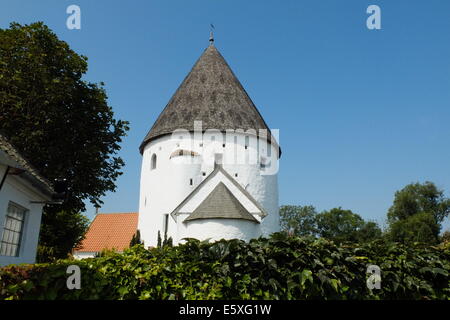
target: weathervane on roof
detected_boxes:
[209,23,215,45]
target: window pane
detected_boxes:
[5,217,11,230]
[1,203,27,257]
[10,219,17,232]
[13,232,19,244]
[9,208,17,219]
[15,220,22,232]
[7,230,14,243]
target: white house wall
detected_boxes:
[0,164,46,266]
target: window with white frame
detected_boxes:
[0,202,27,257]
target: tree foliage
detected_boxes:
[1,235,449,300]
[389,212,441,245]
[37,211,90,262]
[0,22,129,260]
[441,230,450,243]
[355,221,383,243]
[387,182,450,244]
[316,208,365,243]
[280,206,382,244]
[279,205,318,237]
[388,181,450,224]
[129,230,143,247]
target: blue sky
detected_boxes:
[1,0,450,231]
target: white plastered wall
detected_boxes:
[138,131,279,247]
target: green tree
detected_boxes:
[37,211,90,262]
[387,181,450,224]
[280,205,382,243]
[316,207,382,243]
[356,221,383,243]
[0,22,129,260]
[441,230,450,243]
[130,230,143,247]
[389,212,440,244]
[157,231,162,248]
[279,205,318,237]
[387,182,450,244]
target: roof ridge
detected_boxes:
[184,181,258,223]
[170,164,267,221]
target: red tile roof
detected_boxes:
[75,212,138,252]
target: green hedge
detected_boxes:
[1,234,449,300]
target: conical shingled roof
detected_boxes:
[139,43,279,154]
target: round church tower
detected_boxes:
[138,37,280,247]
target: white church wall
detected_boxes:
[138,131,279,247]
[176,171,262,217]
[220,134,280,238]
[138,134,202,247]
[176,215,260,243]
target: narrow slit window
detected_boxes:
[151,154,157,170]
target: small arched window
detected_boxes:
[151,154,157,170]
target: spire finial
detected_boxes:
[209,24,215,45]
